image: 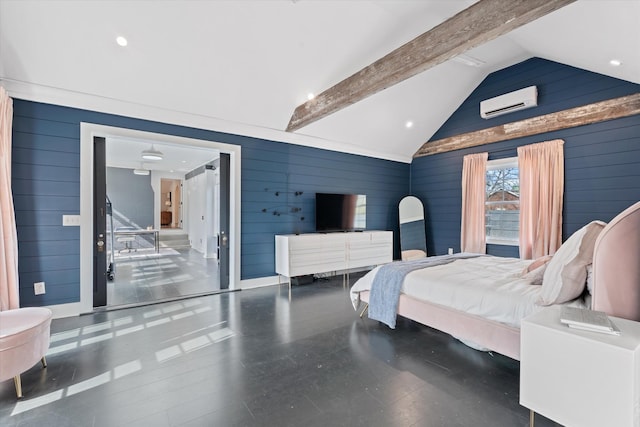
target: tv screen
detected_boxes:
[315,193,366,232]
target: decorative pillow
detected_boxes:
[538,220,607,305]
[521,255,553,276]
[521,262,548,286]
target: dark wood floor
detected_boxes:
[0,275,559,426]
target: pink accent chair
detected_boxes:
[0,307,53,398]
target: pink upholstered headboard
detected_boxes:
[592,201,640,321]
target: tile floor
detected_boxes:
[107,248,221,307]
[0,275,559,427]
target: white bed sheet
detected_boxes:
[351,255,586,328]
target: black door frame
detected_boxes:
[93,136,108,307]
[218,153,230,289]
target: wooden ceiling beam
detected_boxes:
[413,93,640,158]
[285,0,576,132]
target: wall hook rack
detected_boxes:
[264,188,303,197]
[261,190,304,221]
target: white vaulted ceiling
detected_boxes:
[1,0,638,163]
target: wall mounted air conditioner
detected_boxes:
[480,86,538,119]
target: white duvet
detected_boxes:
[350,255,585,328]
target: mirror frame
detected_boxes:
[399,196,427,260]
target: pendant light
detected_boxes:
[141,144,163,161]
[133,162,150,175]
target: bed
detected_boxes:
[350,201,640,360]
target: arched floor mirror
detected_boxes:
[399,196,427,261]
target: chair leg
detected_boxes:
[14,375,23,399]
[41,356,47,368]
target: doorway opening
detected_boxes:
[81,123,241,315]
[161,178,182,229]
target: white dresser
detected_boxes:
[520,306,640,427]
[275,231,393,279]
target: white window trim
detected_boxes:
[486,237,520,246]
[486,157,518,171]
[486,156,519,247]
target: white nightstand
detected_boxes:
[520,306,640,427]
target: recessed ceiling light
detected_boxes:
[116,36,128,47]
[405,121,414,129]
[307,93,315,100]
[609,59,622,66]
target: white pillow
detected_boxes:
[538,220,606,305]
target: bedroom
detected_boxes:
[1,0,639,425]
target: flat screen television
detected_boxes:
[315,193,366,232]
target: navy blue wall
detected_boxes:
[411,58,640,257]
[12,101,409,306]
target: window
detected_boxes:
[485,157,519,245]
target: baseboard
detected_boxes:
[41,302,85,319]
[240,275,281,289]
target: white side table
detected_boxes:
[520,306,640,427]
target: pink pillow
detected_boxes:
[538,221,606,305]
[520,255,553,286]
[522,255,553,276]
[521,262,548,286]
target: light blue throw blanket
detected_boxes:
[368,253,481,328]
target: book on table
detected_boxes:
[560,306,621,335]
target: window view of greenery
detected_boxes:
[486,166,519,242]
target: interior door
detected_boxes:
[218,153,230,289]
[93,136,108,306]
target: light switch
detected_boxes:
[63,215,81,226]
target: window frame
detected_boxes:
[485,157,520,247]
